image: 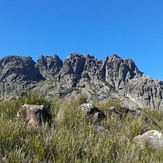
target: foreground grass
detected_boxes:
[1,92,163,162]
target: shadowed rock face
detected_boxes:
[60,53,86,75]
[0,55,44,97]
[0,56,44,82]
[1,53,163,109]
[99,54,142,90]
[134,130,163,150]
[17,104,51,126]
[36,55,63,78]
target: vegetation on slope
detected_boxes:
[1,92,163,162]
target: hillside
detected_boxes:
[1,92,163,162]
[0,53,163,109]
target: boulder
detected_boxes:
[79,103,105,123]
[17,104,51,126]
[134,130,163,150]
[79,103,106,124]
[93,125,110,136]
[106,106,122,119]
[107,105,144,118]
[79,103,99,115]
[93,112,106,123]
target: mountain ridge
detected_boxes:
[0,53,163,109]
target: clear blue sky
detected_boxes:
[0,0,163,79]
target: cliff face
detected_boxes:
[0,56,43,82]
[0,53,163,109]
[36,55,63,79]
[0,55,44,96]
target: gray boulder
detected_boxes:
[134,130,163,150]
[79,103,105,123]
[79,103,97,115]
[17,104,51,126]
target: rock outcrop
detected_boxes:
[36,55,63,79]
[0,56,43,82]
[134,130,163,150]
[124,76,163,108]
[17,104,51,126]
[1,53,163,110]
[0,55,44,97]
[79,103,105,123]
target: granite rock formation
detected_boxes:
[1,53,163,110]
[36,55,63,79]
[0,55,44,97]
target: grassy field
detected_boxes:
[1,92,163,163]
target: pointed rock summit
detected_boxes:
[36,55,63,78]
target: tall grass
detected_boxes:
[0,92,163,162]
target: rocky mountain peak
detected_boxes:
[0,55,44,97]
[0,53,163,109]
[109,53,123,61]
[0,55,43,82]
[60,53,85,76]
[36,55,63,78]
